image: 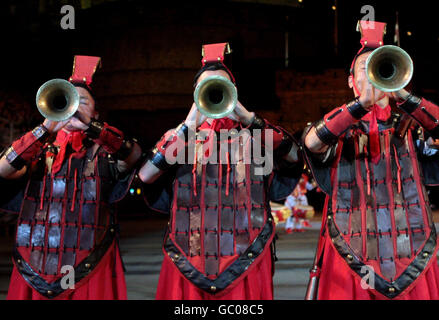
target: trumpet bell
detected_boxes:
[36,79,80,121]
[366,45,413,92]
[194,75,237,119]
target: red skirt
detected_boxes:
[317,233,439,300]
[7,241,127,300]
[156,248,274,300]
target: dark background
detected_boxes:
[0,0,438,215]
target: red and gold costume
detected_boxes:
[0,56,137,300]
[304,21,439,300]
[143,43,302,299]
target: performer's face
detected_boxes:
[64,87,97,132]
[350,52,371,93]
[349,52,389,108]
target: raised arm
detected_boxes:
[304,84,376,154]
[0,124,50,179]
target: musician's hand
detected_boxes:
[358,81,382,110]
[64,96,95,132]
[184,102,207,130]
[385,88,411,103]
[228,101,255,126]
[42,119,69,133]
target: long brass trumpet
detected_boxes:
[365,45,413,92]
[36,79,80,121]
[194,75,237,119]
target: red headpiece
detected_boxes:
[201,42,235,83]
[357,20,386,49]
[68,55,101,90]
[350,20,386,74]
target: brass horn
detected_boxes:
[365,45,413,92]
[194,75,237,119]
[36,79,80,121]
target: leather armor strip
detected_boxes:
[398,94,422,114]
[247,114,266,131]
[13,224,116,299]
[328,213,437,299]
[164,219,273,294]
[314,119,339,146]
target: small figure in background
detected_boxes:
[284,173,316,233]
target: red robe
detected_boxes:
[305,107,439,300]
[156,244,274,300]
[7,242,126,300]
[1,130,133,300]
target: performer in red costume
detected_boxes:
[284,174,315,233]
[0,56,141,299]
[139,43,302,299]
[303,20,439,300]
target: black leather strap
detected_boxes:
[4,147,26,170]
[85,119,105,140]
[32,125,50,140]
[346,98,369,120]
[398,94,422,114]
[248,114,266,131]
[314,119,338,146]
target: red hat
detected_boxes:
[68,55,101,90]
[357,20,386,49]
[350,21,386,73]
[201,42,235,83]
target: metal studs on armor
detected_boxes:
[388,287,395,293]
[17,259,21,264]
[347,254,353,261]
[423,252,429,258]
[248,252,253,259]
[85,263,91,268]
[210,286,217,292]
[47,290,53,296]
